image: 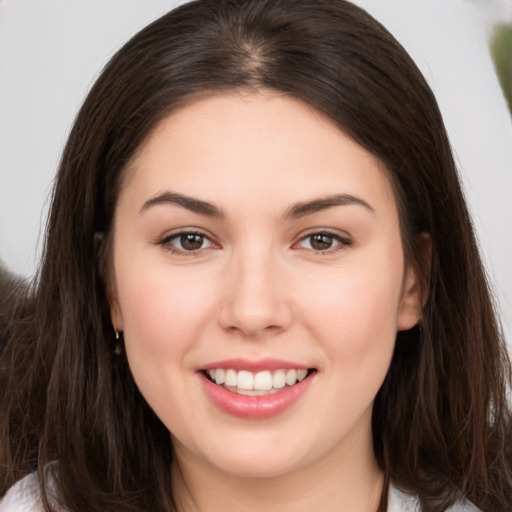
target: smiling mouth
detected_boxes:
[203,368,315,396]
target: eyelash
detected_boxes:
[156,229,352,255]
[157,230,216,254]
[294,230,353,254]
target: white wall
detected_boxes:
[1,0,511,342]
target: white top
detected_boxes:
[0,472,42,512]
[0,471,482,512]
[387,485,481,512]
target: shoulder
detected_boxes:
[0,468,63,512]
[0,472,44,512]
[388,484,482,512]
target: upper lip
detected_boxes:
[199,358,311,372]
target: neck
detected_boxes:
[171,425,385,512]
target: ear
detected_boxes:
[95,231,125,332]
[110,292,124,332]
[397,234,431,331]
[106,270,124,331]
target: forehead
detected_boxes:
[120,92,396,217]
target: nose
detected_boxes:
[218,246,293,337]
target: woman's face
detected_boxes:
[110,92,422,478]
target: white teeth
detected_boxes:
[215,368,225,385]
[286,369,297,386]
[254,371,273,391]
[236,388,279,396]
[207,368,310,392]
[272,369,286,389]
[237,370,254,390]
[225,369,237,387]
[297,369,308,381]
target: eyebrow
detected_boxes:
[140,191,225,218]
[140,191,373,220]
[284,194,375,219]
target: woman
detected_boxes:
[1,0,510,510]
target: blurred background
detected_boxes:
[0,0,511,343]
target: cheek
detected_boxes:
[113,261,221,422]
[300,252,404,363]
[113,254,219,361]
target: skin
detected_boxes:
[110,92,424,512]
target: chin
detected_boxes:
[200,436,316,479]
[214,457,300,479]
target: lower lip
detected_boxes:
[200,372,314,419]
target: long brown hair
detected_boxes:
[1,1,511,510]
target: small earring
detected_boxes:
[114,328,122,355]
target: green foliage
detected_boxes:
[491,24,512,116]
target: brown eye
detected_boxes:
[296,232,352,253]
[180,233,205,250]
[160,231,215,253]
[310,234,334,251]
